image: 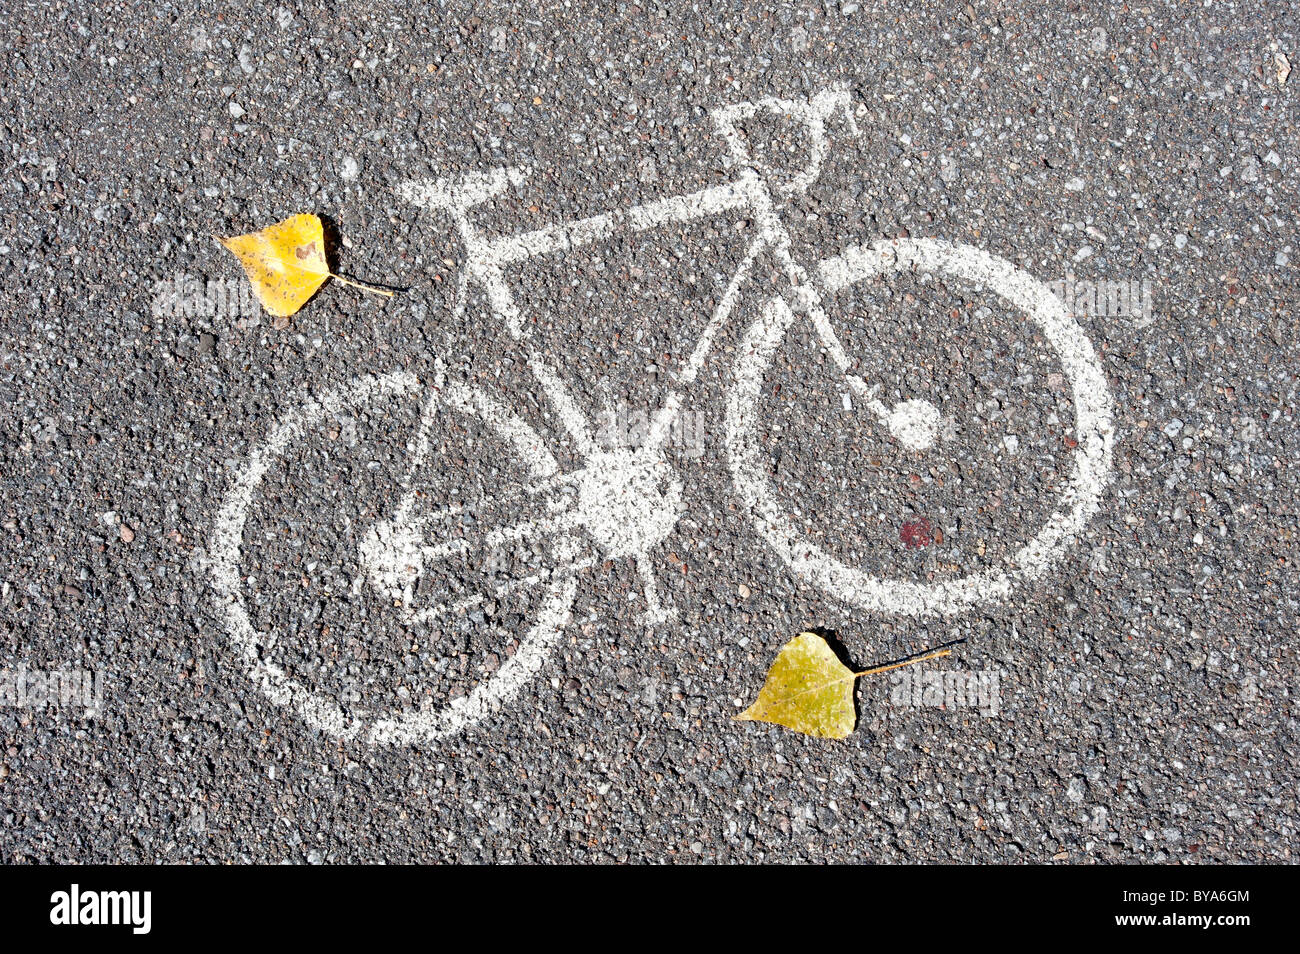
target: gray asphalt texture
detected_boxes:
[1,1,1297,863]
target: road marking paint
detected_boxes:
[213,86,1116,743]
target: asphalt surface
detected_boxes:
[1,2,1297,863]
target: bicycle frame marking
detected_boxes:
[390,87,869,625]
[400,172,765,453]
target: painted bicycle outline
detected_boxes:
[209,85,1115,744]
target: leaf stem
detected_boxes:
[329,272,395,298]
[854,646,952,679]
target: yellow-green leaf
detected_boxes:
[735,632,856,739]
[218,213,332,318]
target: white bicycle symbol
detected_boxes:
[209,85,1114,744]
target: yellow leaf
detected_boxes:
[735,633,956,740]
[218,214,331,318]
[217,213,393,319]
[735,632,857,739]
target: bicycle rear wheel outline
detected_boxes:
[726,238,1115,616]
[208,370,579,745]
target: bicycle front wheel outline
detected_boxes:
[208,370,579,745]
[725,238,1115,616]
